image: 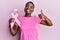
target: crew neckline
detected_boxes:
[23,16,35,18]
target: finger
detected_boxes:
[38,14,42,18]
[41,10,43,14]
[9,18,15,23]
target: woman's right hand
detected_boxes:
[9,18,15,23]
[9,18,19,36]
[9,18,15,28]
[40,10,45,20]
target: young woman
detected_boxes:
[9,1,53,40]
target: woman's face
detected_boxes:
[24,3,34,14]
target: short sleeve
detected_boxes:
[34,16,42,23]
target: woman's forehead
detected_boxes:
[25,3,34,7]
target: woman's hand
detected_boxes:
[38,10,53,26]
[9,18,15,28]
[9,18,15,23]
[38,10,45,20]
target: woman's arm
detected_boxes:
[38,10,53,26]
[9,18,19,36]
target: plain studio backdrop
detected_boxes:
[0,0,60,40]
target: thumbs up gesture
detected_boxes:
[38,10,45,20]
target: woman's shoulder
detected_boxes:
[18,16,38,19]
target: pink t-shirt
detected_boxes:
[15,16,42,40]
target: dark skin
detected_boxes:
[9,3,53,36]
[38,10,53,26]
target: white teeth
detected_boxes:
[27,10,30,12]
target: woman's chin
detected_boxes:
[27,12,31,14]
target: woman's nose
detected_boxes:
[28,6,31,9]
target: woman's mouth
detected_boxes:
[26,10,31,13]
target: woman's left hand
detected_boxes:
[38,10,45,20]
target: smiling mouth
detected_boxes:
[27,10,30,12]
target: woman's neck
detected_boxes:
[24,13,31,17]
